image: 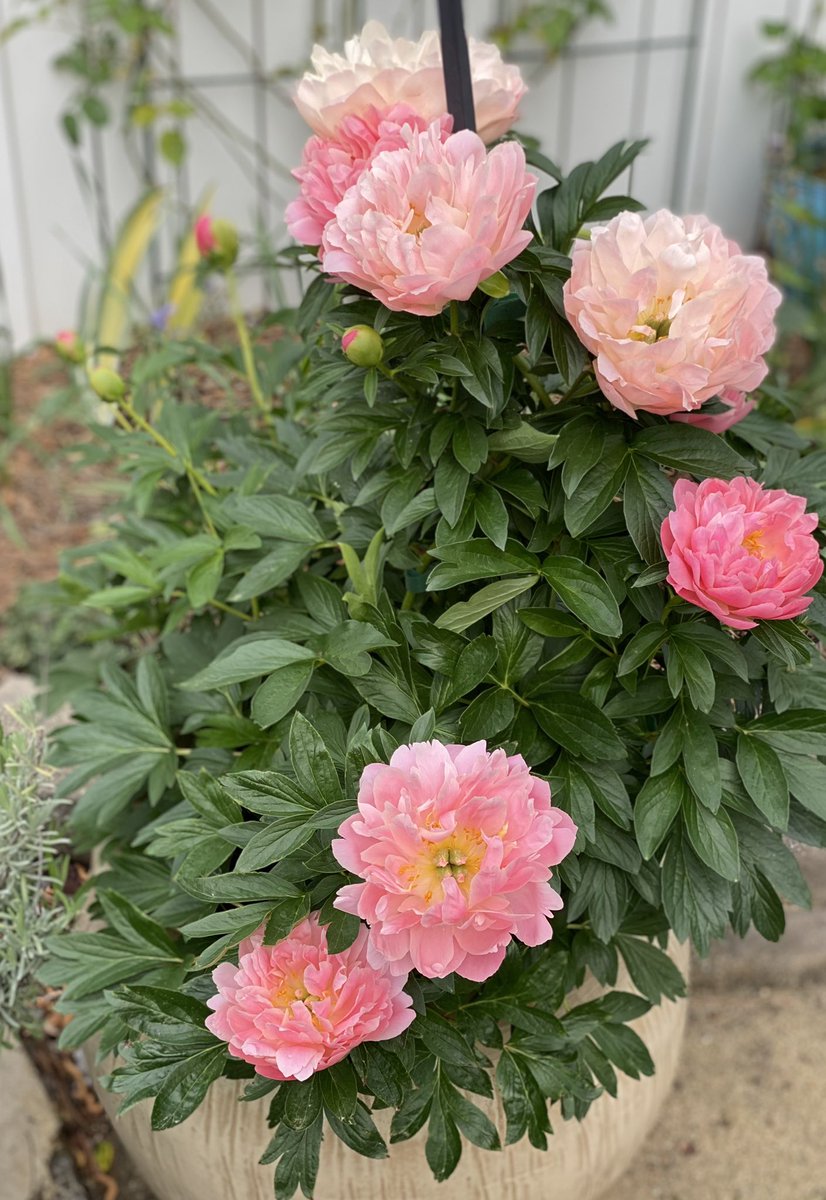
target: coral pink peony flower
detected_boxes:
[322,125,536,316]
[294,20,525,144]
[205,915,414,1081]
[563,210,781,419]
[661,477,823,629]
[286,105,451,246]
[671,386,755,434]
[332,741,577,983]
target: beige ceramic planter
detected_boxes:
[91,938,689,1200]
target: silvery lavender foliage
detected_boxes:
[0,707,76,1044]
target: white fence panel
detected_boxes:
[0,0,814,347]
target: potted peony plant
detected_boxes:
[40,6,825,1200]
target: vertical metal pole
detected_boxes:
[437,0,476,132]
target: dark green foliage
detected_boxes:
[30,139,826,1198]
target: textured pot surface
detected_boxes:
[91,939,689,1200]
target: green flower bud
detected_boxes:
[88,366,127,403]
[477,270,511,299]
[341,324,384,368]
[54,330,85,364]
[195,215,239,270]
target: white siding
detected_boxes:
[0,0,816,347]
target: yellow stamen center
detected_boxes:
[742,529,766,558]
[629,297,674,342]
[406,207,431,236]
[271,973,312,1011]
[400,828,485,903]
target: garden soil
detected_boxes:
[0,349,105,616]
[0,322,264,623]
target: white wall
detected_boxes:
[0,0,815,348]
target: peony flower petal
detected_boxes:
[331,740,577,981]
[661,476,823,628]
[563,209,781,418]
[321,123,536,316]
[293,21,525,144]
[205,914,414,1081]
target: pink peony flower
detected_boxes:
[671,386,755,434]
[205,915,414,1081]
[286,105,451,247]
[294,20,525,144]
[563,210,782,419]
[332,741,577,983]
[321,124,536,317]
[661,477,823,630]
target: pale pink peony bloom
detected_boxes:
[332,741,577,983]
[205,915,414,1081]
[286,105,451,247]
[322,124,536,317]
[294,20,525,144]
[671,386,755,434]
[563,210,782,419]
[661,477,823,630]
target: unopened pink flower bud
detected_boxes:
[195,215,239,269]
[54,330,85,364]
[341,324,383,367]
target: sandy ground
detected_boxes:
[613,847,826,1200]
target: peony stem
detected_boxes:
[121,399,179,460]
[660,593,682,622]
[117,395,221,542]
[449,300,460,337]
[171,589,253,623]
[513,354,553,409]
[226,269,274,434]
[187,466,219,538]
[564,366,593,399]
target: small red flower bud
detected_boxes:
[54,330,85,364]
[195,215,239,269]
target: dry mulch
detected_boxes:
[0,317,270,620]
[0,349,108,615]
[25,1021,156,1200]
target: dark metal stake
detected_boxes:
[437,0,476,133]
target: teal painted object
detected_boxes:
[765,163,826,292]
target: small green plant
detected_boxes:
[490,0,612,62]
[751,7,826,172]
[0,707,78,1045]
